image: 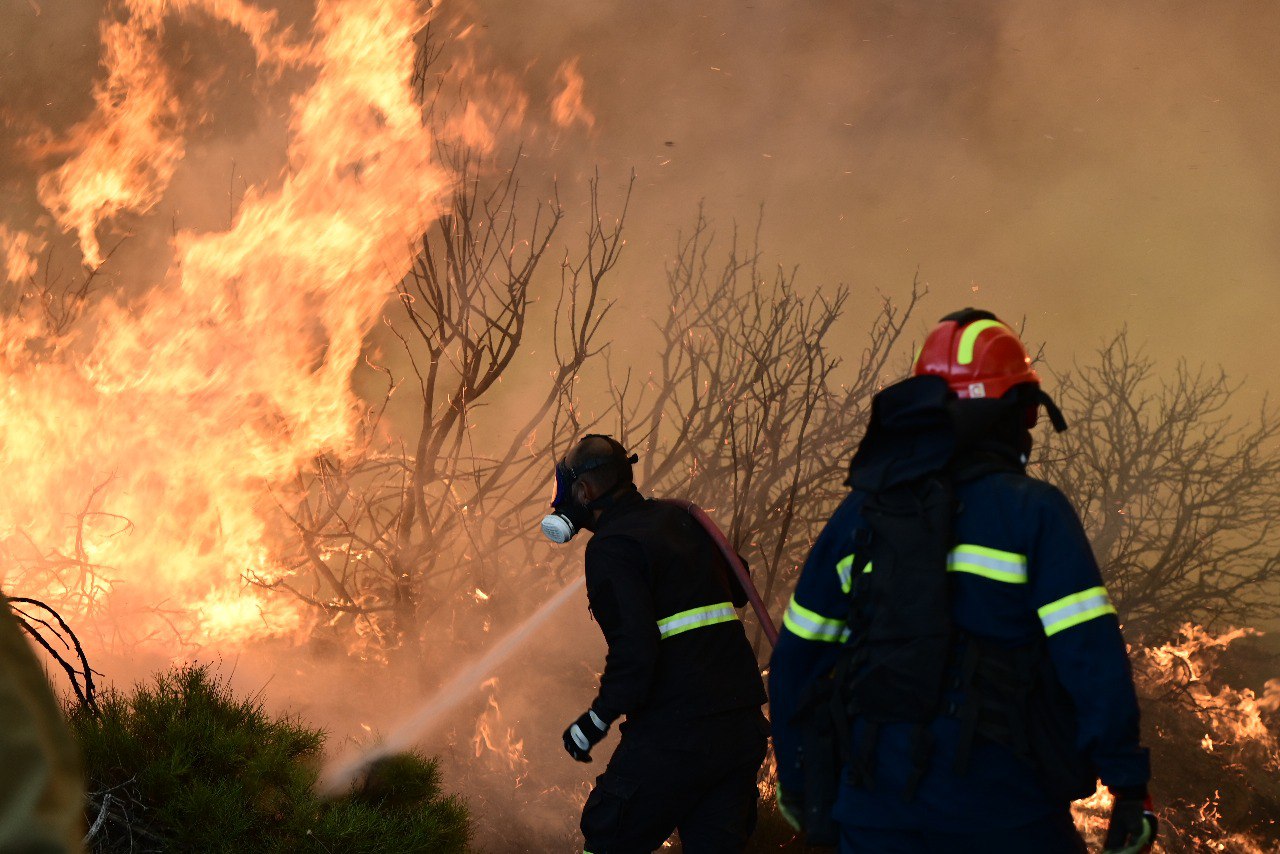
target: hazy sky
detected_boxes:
[457,0,1280,403]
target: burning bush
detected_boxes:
[1130,625,1280,852]
[70,664,469,853]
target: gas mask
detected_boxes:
[540,437,639,544]
[541,461,594,544]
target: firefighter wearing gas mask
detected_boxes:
[768,310,1155,854]
[543,435,768,853]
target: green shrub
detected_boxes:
[69,664,469,853]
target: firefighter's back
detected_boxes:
[835,469,1068,832]
[588,497,766,723]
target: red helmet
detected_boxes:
[914,308,1038,400]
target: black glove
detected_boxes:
[562,708,610,763]
[1103,787,1158,854]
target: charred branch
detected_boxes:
[7,596,99,716]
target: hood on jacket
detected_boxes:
[846,375,956,492]
[847,375,1037,493]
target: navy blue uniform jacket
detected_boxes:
[768,381,1149,831]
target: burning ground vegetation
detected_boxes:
[1118,626,1280,853]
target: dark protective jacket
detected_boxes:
[584,488,767,724]
[768,379,1150,831]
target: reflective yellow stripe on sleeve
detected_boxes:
[782,595,848,643]
[836,555,854,593]
[656,602,738,639]
[948,544,1028,584]
[835,554,872,593]
[1037,586,1116,636]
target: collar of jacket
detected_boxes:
[950,443,1027,481]
[592,484,645,532]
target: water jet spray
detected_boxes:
[318,576,585,796]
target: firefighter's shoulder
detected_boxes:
[959,467,1084,529]
[780,493,864,644]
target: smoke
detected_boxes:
[8,2,1280,404]
[451,0,1280,395]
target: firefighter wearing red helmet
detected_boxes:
[769,309,1155,853]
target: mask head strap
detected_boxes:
[565,434,639,481]
[551,436,639,509]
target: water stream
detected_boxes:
[319,575,585,794]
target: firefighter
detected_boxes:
[768,310,1155,854]
[543,435,769,853]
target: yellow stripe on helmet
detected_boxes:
[957,318,1008,365]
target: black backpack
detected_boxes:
[835,471,957,794]
[789,471,955,846]
[843,458,1095,801]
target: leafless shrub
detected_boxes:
[1036,330,1280,641]
[606,209,923,651]
[266,164,629,659]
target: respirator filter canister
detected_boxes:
[540,512,577,544]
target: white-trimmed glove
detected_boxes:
[562,708,609,762]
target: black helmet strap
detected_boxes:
[568,434,639,480]
[565,435,640,512]
[1034,389,1068,433]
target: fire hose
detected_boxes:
[660,499,780,647]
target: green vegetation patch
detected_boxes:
[70,664,469,853]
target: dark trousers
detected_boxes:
[839,808,1087,854]
[581,707,768,854]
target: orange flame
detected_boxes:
[0,226,42,285]
[28,0,302,269]
[1139,623,1279,765]
[2,0,448,648]
[472,678,528,784]
[30,8,183,269]
[551,59,594,131]
[435,50,529,154]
